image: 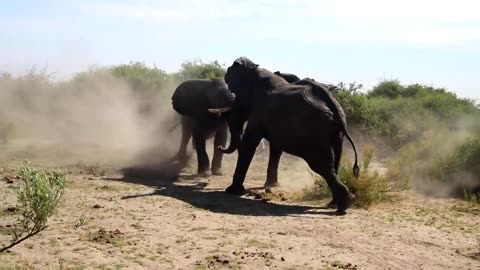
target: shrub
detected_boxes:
[368,79,405,99]
[428,137,480,198]
[174,59,226,81]
[334,80,480,150]
[304,146,391,208]
[0,161,66,253]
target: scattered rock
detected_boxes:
[93,204,104,209]
[6,206,18,213]
[281,256,285,261]
[89,228,124,245]
[3,175,20,184]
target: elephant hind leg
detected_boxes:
[192,124,210,176]
[212,120,228,176]
[306,152,354,215]
[328,133,344,209]
[174,116,193,162]
[264,143,282,188]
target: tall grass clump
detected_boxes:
[304,146,391,208]
[428,137,480,199]
[0,161,66,253]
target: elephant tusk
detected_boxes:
[208,107,232,113]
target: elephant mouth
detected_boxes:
[208,106,232,114]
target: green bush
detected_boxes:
[174,59,226,81]
[304,146,391,208]
[0,161,66,253]
[334,80,480,150]
[428,137,480,197]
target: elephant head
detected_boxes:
[207,58,257,153]
[172,78,235,118]
[206,78,236,116]
[211,57,287,154]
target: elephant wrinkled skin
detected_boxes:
[214,57,359,215]
[171,78,235,176]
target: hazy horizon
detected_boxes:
[1,0,479,101]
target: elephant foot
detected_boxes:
[211,168,223,176]
[326,198,337,209]
[264,180,280,189]
[336,193,355,215]
[197,170,211,178]
[225,184,247,195]
[199,173,211,178]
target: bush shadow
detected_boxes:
[107,159,338,217]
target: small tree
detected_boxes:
[0,161,66,253]
[174,59,226,81]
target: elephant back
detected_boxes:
[171,78,230,117]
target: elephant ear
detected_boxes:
[207,78,236,109]
[233,57,259,70]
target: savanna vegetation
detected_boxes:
[332,80,480,204]
[1,60,479,207]
[1,59,479,269]
[0,162,66,253]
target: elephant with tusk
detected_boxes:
[170,78,235,176]
[210,57,360,215]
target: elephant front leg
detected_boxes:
[264,144,282,188]
[211,120,228,176]
[192,125,210,177]
[226,131,262,195]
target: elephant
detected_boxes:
[209,57,359,214]
[170,77,235,176]
[273,71,301,83]
[275,71,337,92]
[247,70,353,209]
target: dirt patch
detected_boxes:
[0,145,479,269]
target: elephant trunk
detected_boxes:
[218,109,244,154]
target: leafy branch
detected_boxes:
[0,161,66,253]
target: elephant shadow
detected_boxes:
[106,161,337,217]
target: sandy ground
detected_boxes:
[0,143,479,270]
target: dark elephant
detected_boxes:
[275,71,338,92]
[251,71,354,209]
[209,57,359,214]
[273,71,301,83]
[171,78,235,176]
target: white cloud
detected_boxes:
[73,0,480,48]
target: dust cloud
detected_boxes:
[382,116,480,198]
[0,71,184,170]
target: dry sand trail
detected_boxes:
[0,143,479,270]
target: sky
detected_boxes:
[1,0,479,100]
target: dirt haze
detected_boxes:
[0,144,479,270]
[0,71,479,269]
[0,72,183,168]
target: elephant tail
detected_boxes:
[343,128,360,178]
